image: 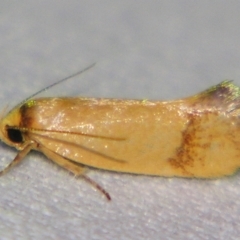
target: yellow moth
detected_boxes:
[1,66,240,200]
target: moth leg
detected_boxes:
[81,175,111,201]
[0,141,36,176]
[38,145,111,200]
[38,144,86,176]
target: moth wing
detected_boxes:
[21,98,186,175]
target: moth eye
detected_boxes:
[7,128,23,143]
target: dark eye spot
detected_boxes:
[7,129,23,143]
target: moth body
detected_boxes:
[1,81,240,185]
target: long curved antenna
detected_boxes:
[16,63,96,108]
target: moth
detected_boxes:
[1,66,240,200]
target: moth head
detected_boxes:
[0,107,25,149]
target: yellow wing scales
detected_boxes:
[19,97,187,175]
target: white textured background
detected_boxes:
[1,1,240,239]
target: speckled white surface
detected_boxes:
[1,1,240,239]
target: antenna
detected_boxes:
[8,63,96,114]
[24,63,96,103]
